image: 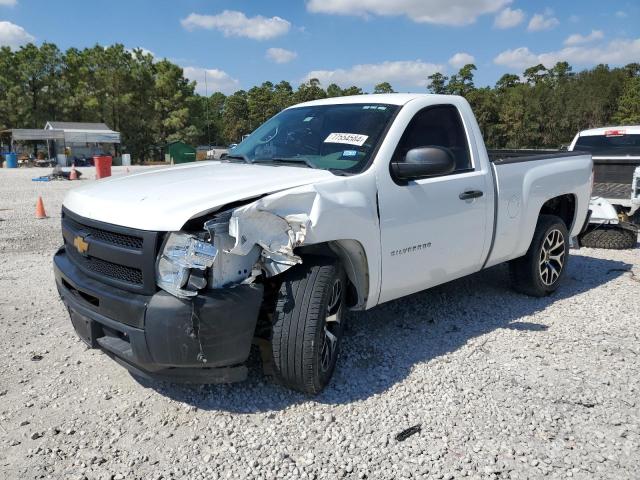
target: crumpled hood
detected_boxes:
[63,161,335,231]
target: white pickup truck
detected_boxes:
[568,126,640,249]
[54,94,592,393]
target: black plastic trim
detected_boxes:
[490,151,587,165]
[579,210,592,235]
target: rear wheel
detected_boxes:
[271,257,346,394]
[510,215,569,297]
[579,226,637,250]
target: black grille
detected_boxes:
[61,208,160,294]
[64,215,143,250]
[69,252,143,285]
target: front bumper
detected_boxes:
[54,247,263,383]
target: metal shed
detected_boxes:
[8,129,65,141]
[1,122,122,166]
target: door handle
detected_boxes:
[459,190,484,200]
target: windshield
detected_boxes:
[574,133,640,156]
[227,103,399,174]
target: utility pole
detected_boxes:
[204,70,211,148]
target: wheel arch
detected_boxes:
[297,239,370,311]
[539,193,577,231]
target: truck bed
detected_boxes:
[483,149,592,269]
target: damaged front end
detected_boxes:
[226,209,310,277]
[53,207,266,384]
[155,233,218,298]
[125,204,314,380]
[155,206,311,300]
[55,184,372,384]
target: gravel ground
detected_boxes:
[0,166,639,480]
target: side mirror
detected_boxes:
[390,146,456,181]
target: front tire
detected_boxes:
[271,257,346,394]
[510,215,569,297]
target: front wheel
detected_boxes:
[270,257,346,394]
[510,215,569,297]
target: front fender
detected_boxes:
[226,173,381,309]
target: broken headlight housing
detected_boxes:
[156,232,218,298]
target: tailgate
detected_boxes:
[592,182,632,200]
[592,156,640,185]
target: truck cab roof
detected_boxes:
[290,93,462,108]
[575,125,640,137]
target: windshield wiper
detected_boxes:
[253,157,318,169]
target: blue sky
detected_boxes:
[1,0,639,94]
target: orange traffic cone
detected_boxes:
[69,163,78,180]
[35,196,47,219]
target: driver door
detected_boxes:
[377,104,490,303]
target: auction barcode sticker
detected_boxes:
[324,133,368,146]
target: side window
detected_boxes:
[393,105,472,173]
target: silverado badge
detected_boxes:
[73,235,89,255]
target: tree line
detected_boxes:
[427,62,640,149]
[1,43,639,160]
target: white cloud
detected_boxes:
[183,67,240,95]
[0,21,34,49]
[527,12,559,31]
[569,15,580,23]
[181,10,290,40]
[494,8,525,29]
[304,60,443,89]
[0,0,18,6]
[448,52,475,69]
[494,37,640,70]
[127,47,155,58]
[493,47,538,69]
[564,30,604,46]
[307,0,510,26]
[615,11,628,19]
[265,47,297,64]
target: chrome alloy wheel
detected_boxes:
[320,278,343,372]
[539,228,565,286]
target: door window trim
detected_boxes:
[389,104,474,185]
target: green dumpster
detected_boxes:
[166,141,196,164]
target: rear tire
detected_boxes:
[271,257,346,394]
[510,215,569,297]
[579,227,637,250]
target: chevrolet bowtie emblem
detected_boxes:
[73,235,89,255]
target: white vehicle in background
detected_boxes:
[206,146,229,160]
[54,94,592,394]
[569,126,640,249]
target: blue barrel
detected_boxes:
[4,153,17,168]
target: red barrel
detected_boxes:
[93,155,112,179]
